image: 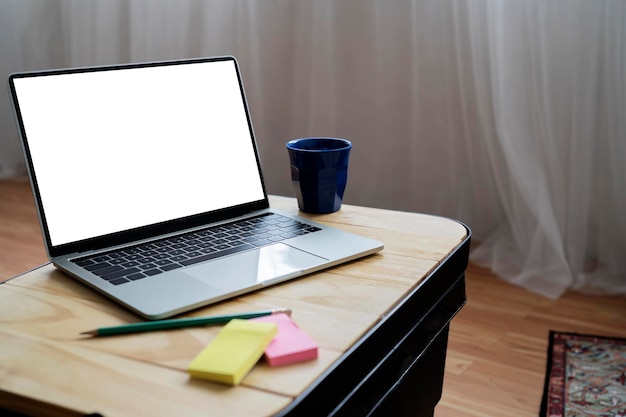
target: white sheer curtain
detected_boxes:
[0,0,624,298]
[456,1,626,298]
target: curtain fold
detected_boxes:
[464,0,626,298]
[0,0,624,298]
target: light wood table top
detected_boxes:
[0,196,468,417]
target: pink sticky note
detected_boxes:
[251,313,318,366]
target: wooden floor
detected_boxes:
[0,179,48,280]
[1,179,625,417]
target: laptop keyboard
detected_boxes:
[71,213,321,286]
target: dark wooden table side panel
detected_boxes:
[278,232,471,417]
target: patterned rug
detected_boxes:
[541,331,626,417]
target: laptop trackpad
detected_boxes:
[182,243,327,291]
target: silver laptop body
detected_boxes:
[8,56,383,319]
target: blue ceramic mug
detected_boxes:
[286,137,352,214]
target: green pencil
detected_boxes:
[80,308,291,337]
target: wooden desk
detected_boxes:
[0,196,470,417]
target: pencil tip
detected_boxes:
[80,330,96,336]
[273,308,292,317]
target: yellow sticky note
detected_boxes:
[188,319,278,385]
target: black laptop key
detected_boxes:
[127,272,146,280]
[101,267,140,280]
[160,263,183,272]
[92,265,125,276]
[136,257,155,264]
[247,238,272,247]
[84,261,112,272]
[229,240,248,248]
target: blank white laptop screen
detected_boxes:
[13,60,265,247]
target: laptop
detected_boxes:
[7,56,383,319]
